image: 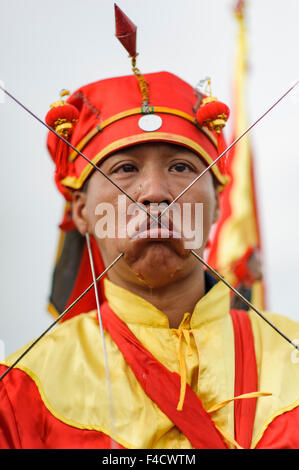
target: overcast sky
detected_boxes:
[0,0,298,355]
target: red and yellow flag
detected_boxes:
[207,0,266,310]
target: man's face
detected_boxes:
[72,142,219,289]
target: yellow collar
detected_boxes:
[103,277,231,329]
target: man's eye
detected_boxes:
[170,163,193,173]
[114,164,137,173]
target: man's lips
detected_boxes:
[131,226,182,240]
[123,211,191,258]
[129,212,183,241]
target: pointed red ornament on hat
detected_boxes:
[114,4,149,106]
[114,3,137,58]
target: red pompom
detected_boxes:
[196,99,230,133]
[45,104,79,135]
[45,101,79,181]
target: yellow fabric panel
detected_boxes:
[4,280,236,449]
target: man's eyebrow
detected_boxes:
[106,150,136,159]
[96,152,133,169]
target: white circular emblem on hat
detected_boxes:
[138,114,162,132]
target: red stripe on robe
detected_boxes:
[230,309,258,448]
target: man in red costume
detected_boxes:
[1,6,299,450]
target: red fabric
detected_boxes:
[0,376,21,448]
[230,309,258,448]
[216,131,228,174]
[255,405,299,449]
[54,138,70,180]
[232,247,256,286]
[59,204,75,231]
[100,301,228,449]
[0,365,124,449]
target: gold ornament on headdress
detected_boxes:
[195,77,230,134]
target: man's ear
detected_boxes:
[72,191,88,236]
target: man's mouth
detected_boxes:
[131,226,182,240]
[130,212,182,241]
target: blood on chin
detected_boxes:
[129,247,189,288]
[105,240,194,289]
[122,238,191,264]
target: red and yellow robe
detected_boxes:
[1,278,299,449]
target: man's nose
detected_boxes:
[137,171,171,206]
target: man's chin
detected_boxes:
[124,236,190,260]
[122,241,192,289]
